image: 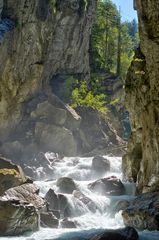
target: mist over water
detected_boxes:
[1,155,159,240]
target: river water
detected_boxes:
[1,155,159,240]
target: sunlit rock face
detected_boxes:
[0,0,96,159]
[123,0,159,193]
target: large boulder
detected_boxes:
[45,189,71,218]
[31,101,67,125]
[88,176,125,196]
[92,156,110,175]
[0,197,39,236]
[90,227,138,240]
[45,188,59,211]
[56,177,77,194]
[0,156,28,195]
[58,194,71,218]
[122,192,159,231]
[35,122,77,156]
[4,183,46,209]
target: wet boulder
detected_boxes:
[40,212,59,228]
[122,192,159,230]
[88,176,125,196]
[58,193,71,218]
[56,177,77,194]
[90,227,138,240]
[60,218,76,228]
[45,189,71,218]
[4,183,46,209]
[0,197,39,236]
[73,190,97,213]
[45,188,59,210]
[0,156,28,195]
[92,156,110,175]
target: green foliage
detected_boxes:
[71,81,108,113]
[90,0,139,81]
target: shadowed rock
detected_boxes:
[40,212,59,228]
[88,176,125,196]
[60,218,76,229]
[90,227,138,240]
[56,177,77,194]
[0,197,39,236]
[122,192,159,230]
[92,156,110,175]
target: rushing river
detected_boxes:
[1,155,159,240]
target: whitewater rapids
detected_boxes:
[1,155,159,240]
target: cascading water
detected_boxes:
[1,154,159,240]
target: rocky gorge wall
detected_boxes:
[0,0,123,162]
[0,0,96,160]
[123,0,159,193]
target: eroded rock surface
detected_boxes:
[0,197,39,236]
[123,0,159,193]
[3,183,46,209]
[122,192,159,231]
[0,0,96,159]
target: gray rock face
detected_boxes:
[0,0,96,159]
[0,197,39,236]
[122,192,159,231]
[123,1,159,193]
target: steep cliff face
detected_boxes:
[123,0,159,193]
[0,0,97,160]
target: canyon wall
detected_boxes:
[0,0,123,161]
[0,0,97,160]
[123,0,159,193]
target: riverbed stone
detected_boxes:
[56,177,77,194]
[40,212,59,228]
[88,176,125,196]
[90,227,138,240]
[92,156,110,175]
[45,188,59,210]
[122,192,159,231]
[60,218,76,228]
[0,197,39,236]
[4,183,46,209]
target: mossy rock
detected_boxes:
[0,157,27,195]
